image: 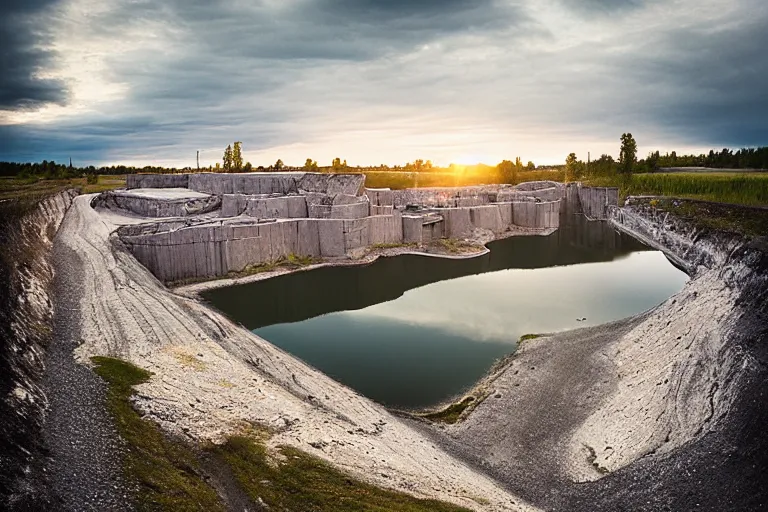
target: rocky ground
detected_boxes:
[5,189,765,511]
[37,241,133,511]
[423,201,768,511]
[54,194,531,511]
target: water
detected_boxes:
[203,217,689,409]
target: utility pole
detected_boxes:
[196,150,200,171]
[587,151,590,177]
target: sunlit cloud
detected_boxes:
[1,0,765,165]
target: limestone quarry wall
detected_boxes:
[108,178,617,282]
[93,190,221,218]
[120,213,404,282]
[221,194,309,219]
[565,183,619,220]
[0,189,78,503]
[126,173,189,189]
[129,172,366,197]
[393,186,497,208]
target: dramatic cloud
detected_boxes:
[0,0,765,165]
[0,0,67,110]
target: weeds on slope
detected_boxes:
[213,434,470,512]
[91,357,225,511]
[92,356,472,512]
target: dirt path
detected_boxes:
[37,240,133,510]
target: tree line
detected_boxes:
[3,140,766,180]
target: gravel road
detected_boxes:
[36,240,133,511]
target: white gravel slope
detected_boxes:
[59,195,532,512]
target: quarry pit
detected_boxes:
[1,172,766,511]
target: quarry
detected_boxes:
[1,172,766,511]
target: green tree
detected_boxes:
[232,141,243,171]
[274,159,284,171]
[514,157,524,174]
[304,158,318,171]
[619,133,638,174]
[497,160,516,184]
[526,161,535,170]
[223,144,233,171]
[244,161,253,172]
[565,153,578,182]
[331,157,343,170]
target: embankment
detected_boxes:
[431,198,767,511]
[57,194,531,511]
[0,190,77,506]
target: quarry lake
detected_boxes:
[202,219,689,409]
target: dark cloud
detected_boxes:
[559,0,646,15]
[623,8,768,146]
[0,0,67,110]
[2,0,765,165]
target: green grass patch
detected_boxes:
[370,242,418,250]
[587,172,768,206]
[432,238,483,254]
[422,397,477,425]
[518,333,542,344]
[0,175,125,201]
[90,357,225,512]
[92,357,471,511]
[361,169,565,190]
[212,435,470,512]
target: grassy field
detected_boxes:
[2,170,766,207]
[0,175,126,201]
[360,169,565,189]
[586,172,768,206]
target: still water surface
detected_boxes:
[203,218,688,409]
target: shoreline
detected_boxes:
[173,225,556,297]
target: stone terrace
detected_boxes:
[94,173,617,282]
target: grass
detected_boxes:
[432,238,484,254]
[212,435,470,512]
[518,333,543,344]
[422,397,477,425]
[361,169,565,190]
[586,172,768,206]
[370,242,418,250]
[90,356,225,512]
[91,356,471,512]
[0,175,126,201]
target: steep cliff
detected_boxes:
[0,190,78,506]
[436,198,767,511]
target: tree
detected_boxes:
[304,158,318,171]
[646,150,660,172]
[619,133,637,174]
[232,141,243,171]
[244,161,253,172]
[223,144,233,171]
[526,161,535,170]
[565,153,578,182]
[497,160,516,183]
[331,157,343,170]
[274,159,284,171]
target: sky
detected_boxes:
[0,0,766,168]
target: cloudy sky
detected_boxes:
[0,0,766,167]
